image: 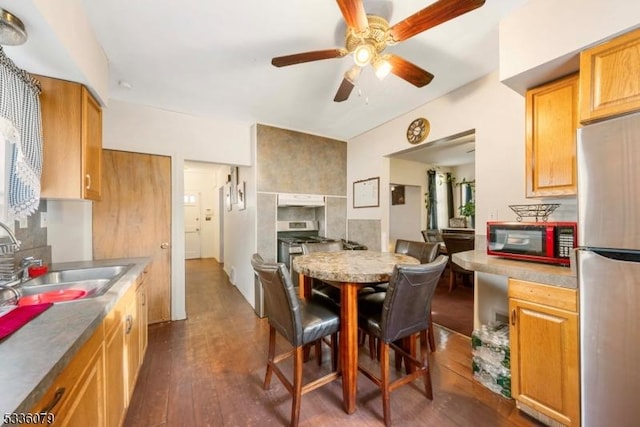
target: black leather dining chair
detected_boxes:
[360,239,440,354]
[300,241,343,311]
[441,233,475,292]
[251,253,340,427]
[421,229,443,243]
[357,256,448,427]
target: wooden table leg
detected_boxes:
[340,282,358,414]
[299,273,312,300]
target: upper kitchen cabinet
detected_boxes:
[580,27,640,124]
[525,73,579,198]
[37,75,102,200]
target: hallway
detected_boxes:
[124,258,540,426]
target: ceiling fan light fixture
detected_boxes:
[373,55,391,80]
[353,43,374,67]
[345,65,361,83]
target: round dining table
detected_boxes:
[293,250,419,415]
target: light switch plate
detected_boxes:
[40,212,47,228]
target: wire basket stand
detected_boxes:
[508,204,560,222]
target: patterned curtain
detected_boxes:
[0,46,42,219]
[427,169,437,229]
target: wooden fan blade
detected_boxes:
[387,54,434,88]
[334,66,361,102]
[271,49,347,67]
[389,0,485,42]
[336,0,369,33]
[334,78,355,102]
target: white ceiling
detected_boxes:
[1,0,528,141]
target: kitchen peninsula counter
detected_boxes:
[453,249,576,288]
[0,257,150,422]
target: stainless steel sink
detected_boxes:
[17,264,133,301]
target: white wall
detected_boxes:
[389,185,422,249]
[349,71,531,243]
[47,100,253,320]
[390,158,429,231]
[500,0,640,94]
[32,0,109,103]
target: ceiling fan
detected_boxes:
[271,0,486,102]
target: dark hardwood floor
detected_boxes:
[124,258,542,427]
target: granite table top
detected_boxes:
[293,250,419,283]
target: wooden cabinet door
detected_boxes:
[137,279,148,361]
[38,75,102,200]
[509,280,580,426]
[60,346,106,427]
[125,293,140,400]
[580,27,640,123]
[30,327,106,427]
[82,86,102,200]
[104,316,126,427]
[525,73,579,197]
[93,150,172,323]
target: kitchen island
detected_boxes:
[0,257,150,424]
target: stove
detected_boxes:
[276,221,367,285]
[277,221,339,286]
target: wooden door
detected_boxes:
[184,192,201,259]
[93,150,172,323]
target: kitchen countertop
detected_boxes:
[0,257,150,420]
[453,250,577,288]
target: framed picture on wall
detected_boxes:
[391,185,405,205]
[224,182,232,212]
[230,166,239,203]
[237,181,246,211]
[353,177,380,208]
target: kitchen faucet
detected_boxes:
[15,256,43,281]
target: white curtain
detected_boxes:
[0,46,42,220]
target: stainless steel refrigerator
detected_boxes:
[577,112,640,426]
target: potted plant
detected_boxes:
[459,201,475,228]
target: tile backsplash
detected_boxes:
[11,199,52,270]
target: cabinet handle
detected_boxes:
[511,309,517,326]
[142,292,146,307]
[85,174,91,190]
[125,315,133,334]
[40,387,65,413]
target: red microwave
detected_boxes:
[486,222,577,266]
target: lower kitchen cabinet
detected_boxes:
[508,279,580,426]
[30,271,148,427]
[29,325,106,426]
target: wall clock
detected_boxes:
[406,117,430,144]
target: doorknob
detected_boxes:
[160,242,170,249]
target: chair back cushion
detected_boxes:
[441,234,475,272]
[301,241,344,254]
[394,239,440,263]
[251,253,302,346]
[381,256,448,343]
[421,229,443,243]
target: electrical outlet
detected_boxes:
[19,217,27,228]
[40,212,47,228]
